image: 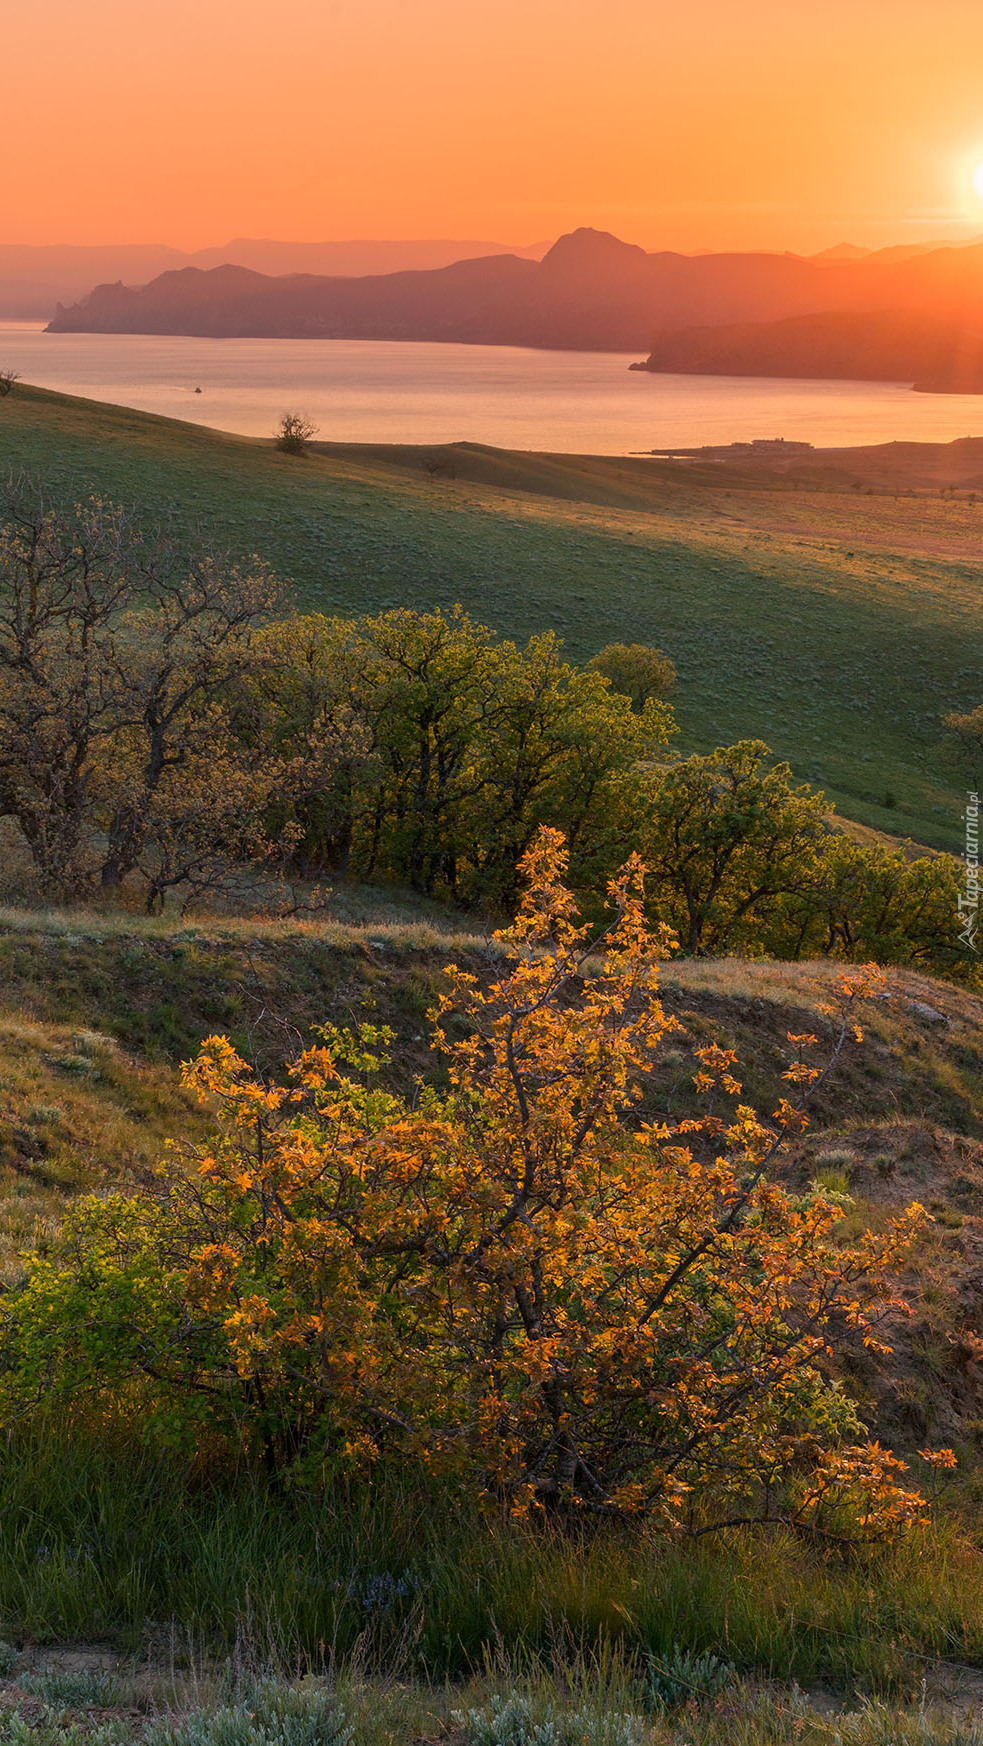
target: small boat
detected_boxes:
[194,385,202,394]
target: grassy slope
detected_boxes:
[0,906,981,1675]
[2,385,981,847]
[0,1012,203,1278]
[0,901,981,1456]
[0,903,978,1127]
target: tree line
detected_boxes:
[0,481,972,981]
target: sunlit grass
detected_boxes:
[0,1430,981,1695]
[0,384,977,849]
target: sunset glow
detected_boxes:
[4,0,983,252]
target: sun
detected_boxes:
[973,160,983,202]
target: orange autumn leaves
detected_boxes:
[0,830,937,1534]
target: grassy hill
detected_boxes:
[1,383,981,848]
[0,898,979,1678]
[0,899,977,1489]
[2,899,983,1441]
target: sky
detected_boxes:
[7,0,983,254]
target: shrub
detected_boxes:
[0,832,929,1537]
[0,1718,127,1746]
[146,1686,352,1746]
[455,1694,643,1746]
[18,1670,125,1708]
[587,643,676,711]
[274,415,318,456]
[639,1644,735,1709]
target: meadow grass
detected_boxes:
[0,1011,205,1274]
[1,392,983,1711]
[8,1653,983,1746]
[1,1427,982,1694]
[0,899,977,1134]
[0,385,979,849]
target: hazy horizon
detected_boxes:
[8,0,983,256]
[4,229,983,263]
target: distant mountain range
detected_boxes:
[0,238,548,319]
[633,309,983,392]
[41,229,983,387]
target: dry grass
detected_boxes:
[0,1014,203,1275]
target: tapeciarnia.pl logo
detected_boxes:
[958,790,980,951]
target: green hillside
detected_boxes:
[2,382,981,847]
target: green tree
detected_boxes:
[796,834,970,976]
[247,609,674,910]
[588,642,676,711]
[635,740,830,955]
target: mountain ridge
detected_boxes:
[633,307,983,390]
[0,237,548,319]
[46,227,983,359]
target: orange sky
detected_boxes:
[7,0,983,253]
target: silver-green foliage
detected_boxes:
[454,1693,644,1746]
[838,1703,983,1746]
[0,1712,128,1746]
[18,1672,125,1709]
[146,1684,353,1746]
[640,1645,735,1710]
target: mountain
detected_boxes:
[810,242,873,262]
[0,238,546,319]
[184,238,549,276]
[633,308,983,390]
[808,238,983,265]
[45,228,983,358]
[0,244,188,319]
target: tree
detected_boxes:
[237,613,373,878]
[0,486,145,893]
[0,831,928,1538]
[588,642,676,712]
[246,609,674,909]
[634,740,830,955]
[0,479,286,903]
[275,413,318,455]
[0,370,18,399]
[95,550,285,893]
[790,834,970,976]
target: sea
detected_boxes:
[4,321,983,453]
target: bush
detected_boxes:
[0,833,929,1537]
[587,642,675,711]
[455,1694,643,1746]
[274,415,318,455]
[146,1686,352,1746]
[639,1644,735,1709]
[18,1670,125,1708]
